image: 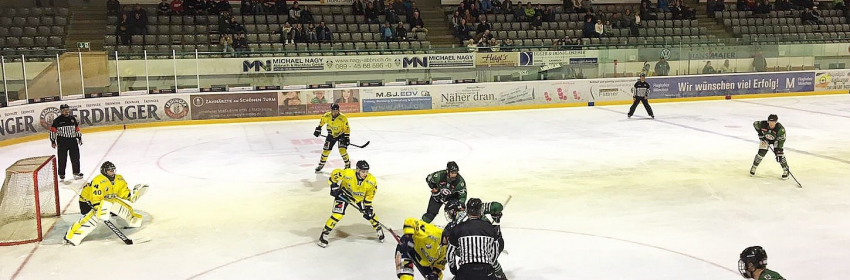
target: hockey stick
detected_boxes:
[103,220,150,245]
[336,192,401,243]
[768,146,803,188]
[320,135,370,148]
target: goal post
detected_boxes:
[0,156,60,246]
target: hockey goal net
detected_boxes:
[0,156,60,246]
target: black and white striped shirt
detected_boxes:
[446,218,502,268]
[634,81,651,97]
[50,115,82,144]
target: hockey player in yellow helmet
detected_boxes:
[313,103,351,172]
[318,160,384,247]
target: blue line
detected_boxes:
[595,107,850,166]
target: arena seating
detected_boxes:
[0,7,70,59]
[716,7,849,43]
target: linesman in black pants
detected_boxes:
[50,104,83,182]
[628,73,655,119]
[445,198,503,280]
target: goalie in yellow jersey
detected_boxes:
[64,161,148,246]
[313,103,351,172]
[395,218,448,280]
[318,160,385,247]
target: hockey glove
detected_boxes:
[330,183,341,198]
[339,134,350,147]
[774,148,784,162]
[449,264,458,275]
[491,212,503,223]
[313,126,322,137]
[426,271,440,280]
[362,206,375,220]
[399,234,414,251]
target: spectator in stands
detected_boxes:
[197,0,210,15]
[317,21,332,42]
[594,19,604,38]
[514,1,527,21]
[273,22,294,44]
[802,0,814,9]
[476,29,493,43]
[752,52,767,71]
[574,0,586,13]
[702,61,716,74]
[456,18,472,41]
[755,0,771,15]
[736,0,748,10]
[531,14,543,29]
[501,0,514,14]
[216,0,233,14]
[563,0,574,12]
[640,2,658,20]
[252,0,265,15]
[108,0,122,16]
[469,3,481,20]
[581,0,592,12]
[218,10,231,32]
[658,0,670,12]
[395,22,408,40]
[410,11,428,33]
[366,2,380,23]
[381,22,395,41]
[232,16,248,33]
[118,13,130,45]
[386,8,400,24]
[293,23,306,42]
[234,33,248,52]
[584,10,595,23]
[603,20,613,36]
[131,13,148,35]
[264,0,276,14]
[452,11,463,28]
[185,0,197,15]
[477,18,491,33]
[301,5,314,23]
[157,0,170,15]
[289,2,301,23]
[303,23,316,41]
[275,0,288,14]
[706,0,717,16]
[835,0,845,10]
[352,0,365,15]
[133,4,147,20]
[745,0,757,10]
[240,0,251,14]
[393,0,405,14]
[171,0,184,15]
[802,7,819,24]
[481,0,494,14]
[467,39,478,52]
[811,6,823,23]
[221,33,235,53]
[774,0,791,9]
[501,38,514,50]
[630,9,641,36]
[655,57,670,76]
[544,6,556,21]
[524,2,535,21]
[717,59,731,73]
[456,2,468,16]
[407,1,421,18]
[582,17,595,38]
[464,9,475,23]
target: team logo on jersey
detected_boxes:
[39,106,61,131]
[164,98,190,119]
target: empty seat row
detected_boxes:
[1,7,68,17]
[0,36,65,48]
[0,26,66,37]
[0,16,68,27]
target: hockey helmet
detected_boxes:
[59,104,70,110]
[356,160,370,171]
[100,161,116,176]
[330,103,340,111]
[446,161,459,173]
[444,199,465,222]
[738,246,768,278]
[466,198,483,217]
[767,114,778,122]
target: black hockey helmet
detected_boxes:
[446,161,459,173]
[101,161,116,176]
[330,103,340,111]
[356,160,370,171]
[767,114,778,122]
[639,72,646,78]
[444,199,465,221]
[466,198,483,217]
[738,246,768,278]
[59,104,70,110]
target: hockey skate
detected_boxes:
[782,169,790,180]
[376,228,385,243]
[750,166,757,176]
[315,164,324,173]
[74,173,84,180]
[317,231,329,248]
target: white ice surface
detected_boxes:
[1,95,849,280]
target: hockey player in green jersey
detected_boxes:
[421,161,467,223]
[751,114,790,179]
[739,246,785,280]
[444,199,507,280]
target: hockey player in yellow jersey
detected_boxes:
[318,160,385,247]
[64,161,148,246]
[313,103,351,172]
[395,218,448,280]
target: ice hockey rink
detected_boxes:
[1,94,849,280]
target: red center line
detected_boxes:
[11,128,128,280]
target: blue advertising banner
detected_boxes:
[362,97,432,112]
[647,72,815,98]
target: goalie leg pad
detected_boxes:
[65,210,98,246]
[109,199,143,228]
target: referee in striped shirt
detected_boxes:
[50,104,83,182]
[446,198,503,280]
[628,73,655,119]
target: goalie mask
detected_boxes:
[738,246,767,279]
[101,161,116,179]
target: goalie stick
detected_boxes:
[103,220,150,245]
[768,146,802,188]
[320,135,370,148]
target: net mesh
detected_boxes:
[0,156,59,246]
